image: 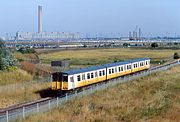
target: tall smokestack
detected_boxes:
[139,28,141,41]
[38,5,42,33]
[129,32,131,38]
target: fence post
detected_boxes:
[37,103,39,113]
[75,91,77,96]
[96,84,99,89]
[66,93,68,101]
[23,107,25,118]
[83,88,85,96]
[56,97,59,107]
[48,100,51,110]
[128,75,130,81]
[6,111,8,122]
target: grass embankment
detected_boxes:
[39,48,180,66]
[22,66,180,122]
[0,69,33,86]
[0,68,51,108]
[0,82,51,108]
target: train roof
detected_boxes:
[62,58,150,75]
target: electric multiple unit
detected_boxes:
[52,58,150,91]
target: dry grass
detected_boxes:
[13,52,27,61]
[22,66,180,122]
[39,48,180,66]
[0,82,51,108]
[0,69,33,86]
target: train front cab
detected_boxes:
[52,72,68,91]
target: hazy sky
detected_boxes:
[0,0,180,37]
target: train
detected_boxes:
[52,58,150,91]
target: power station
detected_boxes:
[15,5,80,41]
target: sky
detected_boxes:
[0,0,180,37]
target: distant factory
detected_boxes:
[16,32,80,41]
[129,26,142,41]
[15,5,80,41]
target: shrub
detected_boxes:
[123,43,130,47]
[174,52,180,59]
[18,47,36,54]
[0,40,17,70]
[151,43,158,48]
[20,61,36,75]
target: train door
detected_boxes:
[70,76,75,90]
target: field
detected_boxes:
[0,69,33,86]
[21,65,180,122]
[39,48,180,66]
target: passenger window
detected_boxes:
[119,67,121,72]
[70,76,74,82]
[87,73,90,79]
[82,74,85,80]
[129,65,131,69]
[103,70,105,76]
[99,71,102,76]
[91,72,94,78]
[115,68,117,73]
[77,75,81,82]
[109,69,111,74]
[112,68,114,73]
[121,66,123,71]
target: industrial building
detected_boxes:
[16,32,80,40]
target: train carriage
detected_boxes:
[52,58,150,91]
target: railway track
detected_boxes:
[0,59,179,122]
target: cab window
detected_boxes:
[63,74,68,82]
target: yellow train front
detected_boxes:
[52,58,150,91]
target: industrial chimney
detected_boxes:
[38,5,42,33]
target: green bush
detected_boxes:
[18,47,36,54]
[0,40,17,70]
[151,43,158,48]
[174,52,180,59]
